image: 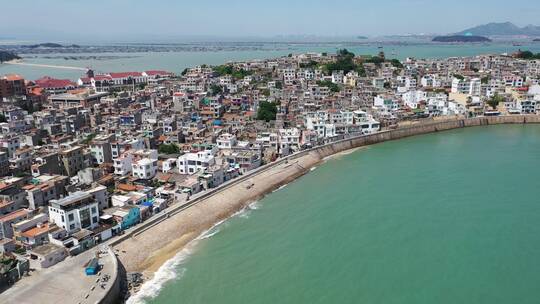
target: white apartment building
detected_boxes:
[306,117,336,139]
[352,111,380,134]
[281,68,296,86]
[402,90,428,109]
[331,71,344,84]
[451,77,481,96]
[113,153,133,176]
[217,133,237,150]
[132,158,158,180]
[177,150,216,175]
[255,132,279,150]
[48,192,99,233]
[86,185,109,211]
[421,75,443,88]
[278,128,301,155]
[503,75,524,87]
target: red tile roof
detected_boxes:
[0,209,29,223]
[4,74,24,81]
[109,72,143,79]
[35,76,76,89]
[94,75,113,81]
[22,222,50,238]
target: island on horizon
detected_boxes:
[432,35,492,43]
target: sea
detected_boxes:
[1,41,540,80]
[129,125,540,304]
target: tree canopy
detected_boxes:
[257,101,278,122]
[324,49,357,74]
[516,50,540,60]
[213,65,252,79]
[158,144,180,154]
[317,80,340,93]
[209,84,223,96]
[487,94,504,109]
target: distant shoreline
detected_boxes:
[3,59,86,71]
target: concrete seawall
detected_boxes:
[113,115,540,302]
[100,248,121,304]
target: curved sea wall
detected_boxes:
[113,115,540,301]
[100,248,122,304]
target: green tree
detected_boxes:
[516,50,540,60]
[324,49,357,74]
[389,59,403,69]
[209,84,223,96]
[257,101,278,122]
[81,133,97,145]
[214,64,234,76]
[355,65,367,77]
[364,55,384,65]
[158,144,180,154]
[317,80,340,93]
[299,60,318,69]
[487,94,504,110]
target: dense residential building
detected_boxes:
[0,48,539,284]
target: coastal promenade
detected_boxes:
[114,115,540,291]
[4,115,537,304]
[3,247,119,304]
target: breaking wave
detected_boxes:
[126,200,261,303]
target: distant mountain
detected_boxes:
[433,35,491,43]
[456,22,540,36]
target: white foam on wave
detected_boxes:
[126,200,262,303]
[248,200,260,210]
[126,250,189,304]
[272,184,288,193]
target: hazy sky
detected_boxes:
[1,0,539,41]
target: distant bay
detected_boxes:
[1,42,540,80]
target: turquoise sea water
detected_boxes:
[1,43,540,80]
[140,125,540,304]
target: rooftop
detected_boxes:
[49,191,92,208]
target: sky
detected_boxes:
[1,0,540,42]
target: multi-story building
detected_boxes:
[177,151,216,175]
[132,158,158,180]
[59,146,86,177]
[48,192,99,234]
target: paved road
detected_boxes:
[2,247,115,304]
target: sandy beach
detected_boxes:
[114,151,323,278]
[4,59,86,70]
